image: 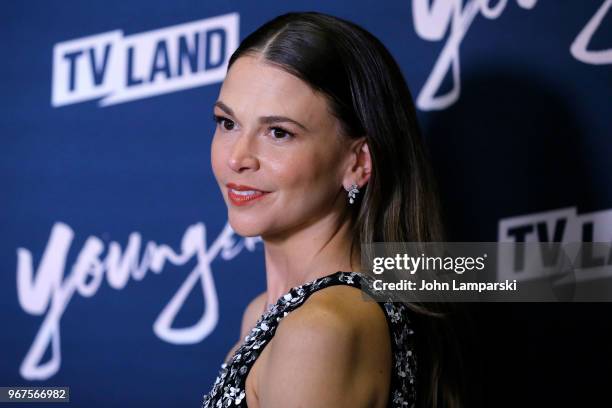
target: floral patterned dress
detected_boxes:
[201,271,417,408]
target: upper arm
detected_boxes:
[257,300,383,408]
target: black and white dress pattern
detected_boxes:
[201,271,417,408]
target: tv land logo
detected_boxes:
[51,13,239,107]
[498,207,612,282]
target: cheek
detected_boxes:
[268,149,340,195]
[210,134,226,180]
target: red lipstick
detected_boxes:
[226,183,269,206]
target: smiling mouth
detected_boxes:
[227,188,269,206]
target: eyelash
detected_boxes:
[212,114,295,140]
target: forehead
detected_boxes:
[218,55,332,128]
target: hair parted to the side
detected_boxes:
[226,11,465,408]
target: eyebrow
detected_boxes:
[214,100,309,131]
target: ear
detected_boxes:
[342,138,371,190]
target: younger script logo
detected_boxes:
[16,221,260,380]
[413,0,611,110]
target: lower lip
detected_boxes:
[227,189,269,206]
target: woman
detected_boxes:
[203,11,462,408]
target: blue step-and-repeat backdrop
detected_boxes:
[2,1,611,406]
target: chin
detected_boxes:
[227,214,267,237]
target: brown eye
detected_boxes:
[270,127,294,140]
[222,119,235,131]
[213,115,236,131]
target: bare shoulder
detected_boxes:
[257,285,392,408]
[287,285,391,336]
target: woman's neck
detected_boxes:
[261,212,360,311]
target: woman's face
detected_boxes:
[211,55,355,239]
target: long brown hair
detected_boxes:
[227,11,466,407]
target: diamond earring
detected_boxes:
[345,183,360,204]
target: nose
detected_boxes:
[227,131,259,173]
